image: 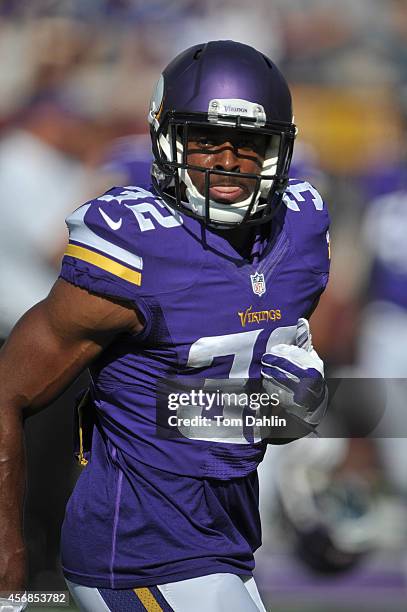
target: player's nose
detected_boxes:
[213,142,240,172]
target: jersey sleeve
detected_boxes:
[60,187,148,312]
[283,179,331,282]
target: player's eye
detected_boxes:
[235,136,266,153]
[195,136,218,147]
[236,140,255,150]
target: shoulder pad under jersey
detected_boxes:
[60,185,184,305]
[282,179,331,274]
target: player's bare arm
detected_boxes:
[0,279,143,591]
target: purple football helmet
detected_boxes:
[148,40,296,228]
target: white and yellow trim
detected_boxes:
[65,243,142,286]
[66,203,143,270]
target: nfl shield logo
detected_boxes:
[250,272,266,296]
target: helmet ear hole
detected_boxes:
[193,48,203,60]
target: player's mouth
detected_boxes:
[209,185,247,203]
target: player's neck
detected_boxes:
[211,225,257,259]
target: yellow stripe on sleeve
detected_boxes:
[134,588,163,612]
[64,243,142,286]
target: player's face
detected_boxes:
[186,126,267,204]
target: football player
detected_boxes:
[0,41,330,611]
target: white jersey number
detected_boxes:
[179,326,296,443]
[283,182,324,212]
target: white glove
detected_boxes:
[261,318,328,429]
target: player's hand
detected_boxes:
[261,318,328,430]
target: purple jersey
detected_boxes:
[59,180,330,588]
[363,190,407,311]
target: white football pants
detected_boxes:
[66,573,267,612]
